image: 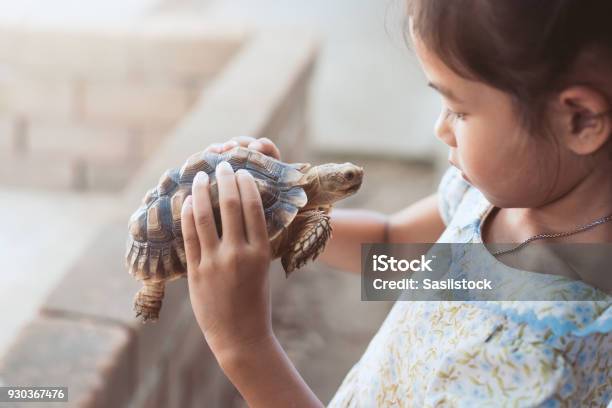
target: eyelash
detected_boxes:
[444,107,467,121]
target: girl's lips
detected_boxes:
[448,160,471,183]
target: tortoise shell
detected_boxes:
[125,147,308,284]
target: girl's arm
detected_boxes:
[182,161,323,407]
[318,193,446,273]
[218,336,323,408]
[191,137,445,406]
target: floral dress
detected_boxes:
[326,166,612,407]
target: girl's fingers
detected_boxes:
[205,143,224,153]
[181,195,201,268]
[215,161,245,244]
[191,171,220,250]
[222,140,239,151]
[214,135,281,160]
[230,135,257,147]
[248,137,281,160]
[235,170,268,246]
[220,136,256,152]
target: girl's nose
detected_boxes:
[434,110,457,148]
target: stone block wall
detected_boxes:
[0,22,243,191]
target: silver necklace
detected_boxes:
[491,212,612,257]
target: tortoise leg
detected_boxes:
[281,210,332,275]
[134,281,166,323]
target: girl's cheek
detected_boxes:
[456,123,490,175]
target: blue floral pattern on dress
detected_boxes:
[327,166,612,407]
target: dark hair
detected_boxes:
[406,0,612,140]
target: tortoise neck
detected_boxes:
[303,167,324,205]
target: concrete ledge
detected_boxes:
[0,315,135,407]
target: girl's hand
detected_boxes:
[205,135,281,160]
[181,157,323,408]
[181,160,274,362]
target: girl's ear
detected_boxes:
[557,86,611,155]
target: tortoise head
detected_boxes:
[303,162,364,206]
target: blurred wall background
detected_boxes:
[0,0,444,406]
[155,0,443,161]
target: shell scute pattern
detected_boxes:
[126,147,309,284]
[179,151,216,183]
[170,187,189,237]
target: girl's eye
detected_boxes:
[444,107,467,121]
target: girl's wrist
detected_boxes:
[215,332,323,407]
[214,332,279,373]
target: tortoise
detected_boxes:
[126,146,364,322]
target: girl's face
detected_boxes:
[411,33,583,209]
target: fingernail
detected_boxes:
[224,140,238,149]
[194,171,209,184]
[217,161,233,173]
[248,141,263,150]
[236,169,253,178]
[183,195,193,209]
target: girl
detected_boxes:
[180,0,612,406]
